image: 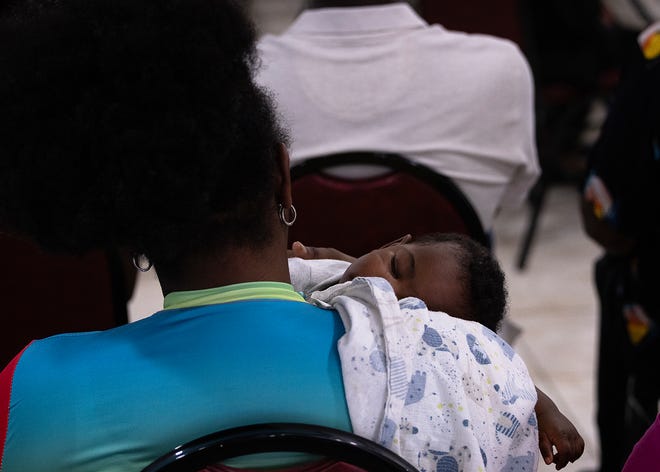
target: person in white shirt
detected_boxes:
[256,0,540,232]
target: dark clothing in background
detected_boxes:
[586,37,660,472]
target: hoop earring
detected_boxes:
[278,204,297,227]
[132,254,153,272]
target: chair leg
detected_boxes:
[516,178,546,270]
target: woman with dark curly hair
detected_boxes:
[0,0,545,471]
[0,1,354,470]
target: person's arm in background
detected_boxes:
[288,240,356,263]
[581,175,636,255]
[580,25,658,254]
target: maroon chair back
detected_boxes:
[0,232,130,366]
[288,152,489,257]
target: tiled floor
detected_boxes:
[128,3,605,470]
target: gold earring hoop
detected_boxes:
[132,254,153,272]
[278,204,297,227]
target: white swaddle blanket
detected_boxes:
[289,258,539,472]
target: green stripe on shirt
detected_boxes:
[163,281,306,310]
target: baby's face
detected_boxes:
[339,241,471,320]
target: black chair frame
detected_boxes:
[142,423,418,472]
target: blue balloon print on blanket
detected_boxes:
[404,370,426,405]
[494,372,535,406]
[369,349,387,372]
[423,325,443,347]
[496,411,521,440]
[437,455,459,472]
[481,326,515,360]
[428,451,459,472]
[379,418,397,447]
[466,333,491,364]
[366,276,395,293]
[400,297,427,310]
[422,325,459,359]
[528,414,538,427]
[493,383,518,406]
[500,452,536,472]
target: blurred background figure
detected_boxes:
[255,0,540,235]
[581,19,660,472]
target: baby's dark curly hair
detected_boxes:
[0,0,287,270]
[411,232,508,332]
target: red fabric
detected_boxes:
[0,343,32,467]
[201,461,366,471]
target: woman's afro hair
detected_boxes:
[0,0,288,267]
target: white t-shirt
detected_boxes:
[256,3,540,230]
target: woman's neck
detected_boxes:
[156,241,291,296]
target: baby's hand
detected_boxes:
[288,241,356,263]
[535,388,585,469]
[288,241,314,259]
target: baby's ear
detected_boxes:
[379,234,412,249]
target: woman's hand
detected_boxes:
[535,387,585,469]
[288,234,413,262]
[288,241,357,263]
